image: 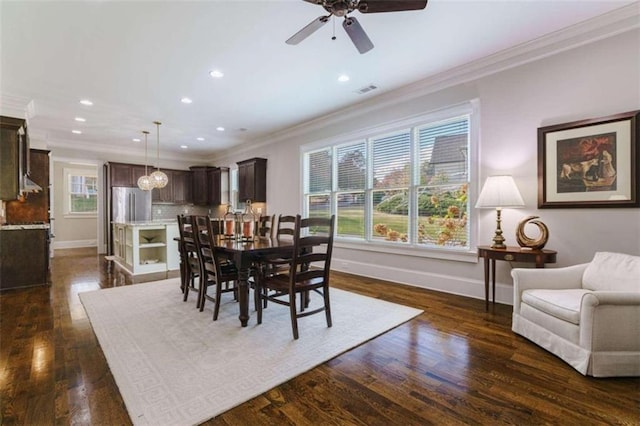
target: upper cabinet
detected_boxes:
[190,166,213,205]
[237,158,267,203]
[172,170,192,204]
[0,116,23,200]
[109,162,192,204]
[208,167,229,206]
[151,169,193,204]
[190,166,229,206]
[109,162,147,187]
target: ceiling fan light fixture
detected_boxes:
[289,0,427,53]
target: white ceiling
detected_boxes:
[0,0,636,162]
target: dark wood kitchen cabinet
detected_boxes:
[208,167,229,206]
[0,116,25,200]
[190,166,214,205]
[109,162,147,187]
[190,166,229,206]
[172,170,192,204]
[152,169,192,204]
[0,228,49,290]
[237,158,266,203]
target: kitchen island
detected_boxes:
[111,220,179,276]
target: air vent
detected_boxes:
[355,84,378,95]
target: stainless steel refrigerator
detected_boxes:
[112,187,152,223]
[108,187,152,254]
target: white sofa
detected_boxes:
[511,252,640,377]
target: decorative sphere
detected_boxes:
[150,170,169,188]
[137,175,153,191]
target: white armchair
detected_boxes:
[511,252,640,377]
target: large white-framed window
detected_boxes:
[64,167,98,217]
[302,101,477,259]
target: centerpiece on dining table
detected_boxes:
[238,200,258,241]
[221,204,236,240]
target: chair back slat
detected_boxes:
[257,215,275,238]
[277,214,297,238]
[289,215,335,289]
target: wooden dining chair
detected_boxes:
[257,214,275,238]
[262,214,297,271]
[252,214,297,309]
[191,215,239,320]
[177,215,201,304]
[276,214,296,239]
[254,214,335,339]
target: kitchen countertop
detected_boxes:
[111,219,178,226]
[0,223,50,230]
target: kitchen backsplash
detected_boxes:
[151,203,266,221]
[151,204,225,220]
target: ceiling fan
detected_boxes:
[286,0,428,54]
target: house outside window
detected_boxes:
[303,102,476,256]
[64,168,98,216]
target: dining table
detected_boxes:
[213,235,295,327]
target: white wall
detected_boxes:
[52,161,99,249]
[213,29,640,304]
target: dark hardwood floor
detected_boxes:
[1,247,638,425]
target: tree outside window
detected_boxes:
[303,108,472,251]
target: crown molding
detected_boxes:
[0,93,30,119]
[46,138,205,165]
[241,3,640,150]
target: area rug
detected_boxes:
[79,278,422,426]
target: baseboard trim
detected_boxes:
[53,239,97,249]
[332,257,514,306]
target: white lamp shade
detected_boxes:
[475,175,525,208]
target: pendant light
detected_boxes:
[137,130,153,190]
[149,121,169,188]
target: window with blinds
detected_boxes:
[303,106,472,251]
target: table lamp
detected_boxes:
[475,175,525,249]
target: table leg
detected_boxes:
[483,257,489,311]
[237,267,250,327]
[234,253,251,327]
[491,259,496,306]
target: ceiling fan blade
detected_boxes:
[358,0,428,13]
[286,16,330,45]
[342,17,374,54]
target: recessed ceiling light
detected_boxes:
[72,130,82,134]
[74,117,86,122]
[338,74,350,82]
[196,137,205,141]
[209,70,224,78]
[180,145,188,149]
[216,127,225,132]
[132,138,141,142]
[181,97,193,104]
[79,99,93,106]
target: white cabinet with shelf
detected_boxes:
[111,222,180,276]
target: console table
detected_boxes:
[477,245,557,311]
